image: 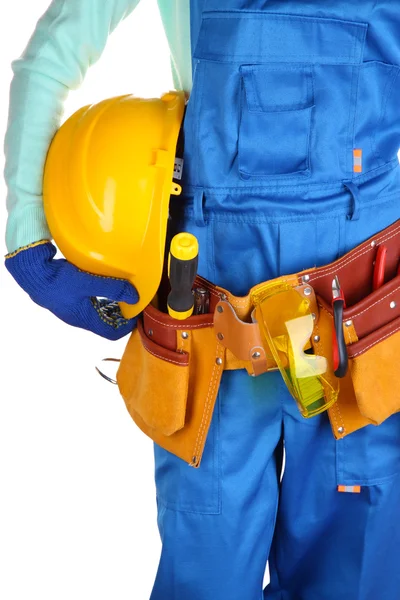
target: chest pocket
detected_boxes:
[191,12,368,187]
[239,64,314,178]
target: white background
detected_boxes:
[0,1,174,598]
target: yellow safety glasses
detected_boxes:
[251,281,339,418]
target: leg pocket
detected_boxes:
[336,413,400,486]
[154,395,221,515]
[116,306,223,514]
[239,65,314,178]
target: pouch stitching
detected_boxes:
[348,284,400,320]
[345,323,355,344]
[316,317,345,432]
[191,344,224,464]
[191,353,221,463]
[331,402,345,444]
[315,308,346,436]
[140,333,189,366]
[145,311,213,330]
[309,221,400,282]
[228,276,293,309]
[349,324,400,358]
[319,289,400,333]
[332,394,346,434]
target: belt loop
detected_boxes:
[343,181,361,221]
[193,188,206,227]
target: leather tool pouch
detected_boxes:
[317,276,400,427]
[347,316,400,425]
[116,220,400,457]
[301,220,400,437]
[116,303,225,468]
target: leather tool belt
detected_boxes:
[117,220,400,467]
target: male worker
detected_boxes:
[4,1,400,598]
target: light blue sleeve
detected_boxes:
[4,0,141,254]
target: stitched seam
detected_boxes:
[350,325,400,358]
[373,67,400,164]
[191,358,218,462]
[349,64,362,174]
[155,495,219,514]
[230,297,250,307]
[333,392,345,431]
[308,222,400,283]
[182,159,398,193]
[345,65,355,174]
[202,11,366,28]
[317,311,345,432]
[181,190,399,224]
[192,356,221,463]
[349,285,400,319]
[339,471,400,487]
[330,402,340,434]
[319,285,400,323]
[77,268,132,283]
[372,67,392,163]
[145,312,212,330]
[199,52,360,62]
[5,239,50,259]
[191,345,223,463]
[143,345,188,366]
[230,277,294,309]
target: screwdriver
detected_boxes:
[167,233,199,320]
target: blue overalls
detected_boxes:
[152,2,400,598]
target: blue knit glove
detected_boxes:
[5,241,139,340]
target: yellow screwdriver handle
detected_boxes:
[167,233,199,320]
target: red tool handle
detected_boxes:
[373,245,387,290]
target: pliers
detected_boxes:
[332,276,348,378]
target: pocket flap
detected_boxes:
[241,65,313,112]
[347,317,400,425]
[194,12,367,65]
[117,321,190,437]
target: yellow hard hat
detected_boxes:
[43,91,186,319]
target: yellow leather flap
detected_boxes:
[117,323,190,437]
[349,329,400,425]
